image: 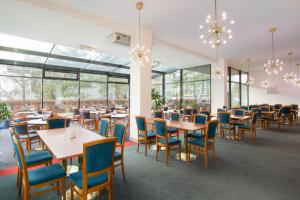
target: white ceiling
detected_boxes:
[40,0,300,70]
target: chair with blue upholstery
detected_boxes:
[281,106,293,125]
[187,114,207,140]
[47,118,66,129]
[154,118,181,166]
[69,138,116,200]
[218,112,236,141]
[168,112,180,139]
[183,108,193,121]
[13,135,66,200]
[199,111,210,121]
[233,109,245,116]
[153,111,163,118]
[251,108,265,128]
[188,120,218,169]
[10,129,53,196]
[241,106,249,111]
[99,118,110,137]
[217,108,226,113]
[13,122,39,152]
[237,112,258,142]
[135,116,156,156]
[80,110,94,130]
[113,123,127,182]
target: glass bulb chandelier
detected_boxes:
[261,68,271,89]
[212,46,224,79]
[263,28,283,75]
[129,2,150,66]
[246,59,254,85]
[293,64,300,87]
[283,52,296,84]
[199,0,234,48]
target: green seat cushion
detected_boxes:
[25,151,53,166]
[220,125,234,129]
[188,139,212,147]
[167,127,178,133]
[139,131,156,138]
[28,164,66,186]
[159,138,181,145]
[70,171,108,189]
[187,132,204,139]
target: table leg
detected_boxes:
[175,130,196,161]
[62,159,79,177]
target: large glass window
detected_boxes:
[108,83,129,108]
[165,71,181,109]
[227,67,249,109]
[152,74,163,96]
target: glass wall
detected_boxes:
[227,67,249,109]
[151,65,211,111]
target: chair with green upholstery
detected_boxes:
[281,106,293,125]
[187,114,207,140]
[187,120,218,169]
[199,111,210,121]
[135,116,156,156]
[113,123,127,182]
[10,129,53,196]
[13,122,39,152]
[168,112,180,139]
[70,138,116,200]
[47,118,66,129]
[13,135,66,200]
[99,118,110,137]
[154,118,181,166]
[218,112,236,141]
[237,112,258,142]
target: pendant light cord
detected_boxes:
[138,7,141,46]
[216,46,219,67]
[271,31,275,60]
[214,0,217,21]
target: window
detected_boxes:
[165,71,180,109]
[152,74,163,96]
[80,82,107,109]
[227,67,249,109]
[108,83,129,108]
[45,71,77,79]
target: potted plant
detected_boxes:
[151,88,165,111]
[0,102,11,129]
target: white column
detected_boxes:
[211,59,227,113]
[129,27,153,141]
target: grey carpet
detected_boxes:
[0,122,300,200]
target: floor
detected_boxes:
[0,121,300,200]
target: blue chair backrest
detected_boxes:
[281,107,290,115]
[113,123,126,145]
[251,108,261,116]
[84,139,116,175]
[234,109,245,116]
[81,111,90,119]
[184,109,192,115]
[241,106,249,110]
[10,132,23,169]
[135,116,146,131]
[14,123,28,135]
[154,119,166,137]
[207,120,218,138]
[171,112,180,121]
[199,111,210,120]
[154,111,163,118]
[47,118,65,129]
[252,112,258,125]
[194,114,207,124]
[217,108,226,113]
[99,119,109,136]
[218,112,230,124]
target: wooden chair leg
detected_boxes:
[165,146,169,166]
[144,139,147,156]
[108,183,113,200]
[204,148,208,169]
[121,158,125,182]
[56,182,60,195]
[155,145,159,161]
[137,138,140,153]
[178,143,181,161]
[188,144,191,162]
[70,182,74,200]
[61,180,66,200]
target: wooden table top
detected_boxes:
[111,114,129,118]
[147,119,207,131]
[27,118,47,125]
[229,115,251,120]
[261,111,275,115]
[37,127,104,160]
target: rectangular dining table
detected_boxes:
[147,119,207,161]
[37,127,104,172]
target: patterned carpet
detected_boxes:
[0,121,300,200]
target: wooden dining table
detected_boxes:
[37,127,104,174]
[147,119,207,161]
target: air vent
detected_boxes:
[106,32,131,46]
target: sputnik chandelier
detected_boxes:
[264,28,283,75]
[129,1,150,66]
[199,0,234,48]
[293,64,300,87]
[283,52,296,84]
[246,59,254,85]
[261,80,271,89]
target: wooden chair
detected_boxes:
[218,112,236,141]
[153,111,163,119]
[266,109,282,129]
[237,112,258,142]
[13,122,40,152]
[80,111,94,130]
[281,106,293,125]
[10,130,53,196]
[187,114,207,140]
[168,112,180,139]
[183,108,192,121]
[154,118,181,166]
[98,118,110,137]
[13,135,66,200]
[199,111,210,121]
[188,120,218,169]
[135,116,156,156]
[113,123,127,182]
[69,138,116,200]
[47,117,67,129]
[72,108,80,124]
